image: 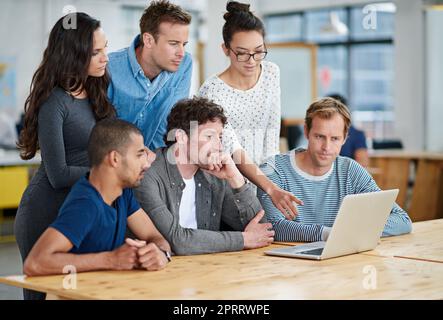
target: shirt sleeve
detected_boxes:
[262,63,281,163]
[348,160,412,236]
[38,95,89,189]
[258,159,325,242]
[220,182,263,230]
[50,199,98,250]
[124,188,141,218]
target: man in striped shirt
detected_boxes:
[258,97,412,242]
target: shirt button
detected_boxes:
[236,199,240,203]
[212,212,216,217]
[198,183,201,187]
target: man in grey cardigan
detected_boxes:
[134,97,274,255]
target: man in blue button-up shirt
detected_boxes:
[108,1,192,150]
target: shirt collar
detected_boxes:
[128,35,143,77]
[289,148,334,181]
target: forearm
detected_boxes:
[272,219,325,242]
[24,251,112,276]
[382,205,412,237]
[149,234,171,253]
[226,171,246,189]
[259,192,322,242]
[234,149,274,193]
[221,183,264,230]
[47,165,89,189]
[169,229,244,255]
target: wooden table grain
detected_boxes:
[1,220,442,300]
[362,219,443,263]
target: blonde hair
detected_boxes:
[305,97,351,137]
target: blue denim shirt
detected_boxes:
[107,35,192,150]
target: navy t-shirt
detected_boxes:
[50,175,140,254]
[340,126,367,159]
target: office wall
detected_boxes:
[426,8,443,152]
[257,0,371,13]
[256,0,429,151]
[0,0,46,122]
[203,0,259,79]
[0,0,129,122]
[1,0,439,152]
[202,0,227,79]
[393,0,425,151]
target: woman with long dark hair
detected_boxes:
[14,12,115,299]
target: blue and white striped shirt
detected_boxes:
[258,148,412,242]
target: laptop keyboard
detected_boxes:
[298,248,324,256]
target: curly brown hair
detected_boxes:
[164,97,227,146]
[139,0,191,42]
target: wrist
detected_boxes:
[241,232,249,249]
[228,173,246,189]
[160,249,172,262]
[102,251,114,270]
[265,182,278,195]
[227,166,246,187]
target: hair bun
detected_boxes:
[223,1,251,21]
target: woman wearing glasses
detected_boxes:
[199,1,302,219]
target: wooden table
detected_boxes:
[363,219,443,263]
[369,150,443,221]
[1,220,442,300]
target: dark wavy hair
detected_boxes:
[18,12,115,160]
[164,97,227,146]
[222,1,265,48]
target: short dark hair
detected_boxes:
[139,0,191,42]
[88,119,143,167]
[222,1,265,48]
[164,97,227,146]
[305,97,352,137]
[327,93,348,107]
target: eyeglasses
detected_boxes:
[229,48,268,62]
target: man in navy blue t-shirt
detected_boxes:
[24,119,171,276]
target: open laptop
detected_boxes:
[264,189,399,260]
